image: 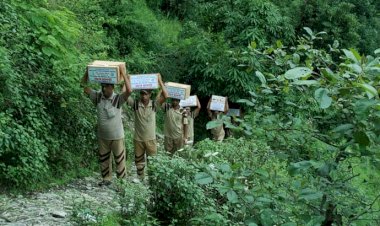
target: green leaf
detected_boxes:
[195,172,213,185]
[343,49,359,64]
[349,48,362,62]
[260,209,275,226]
[41,47,54,56]
[276,40,283,48]
[332,40,339,49]
[291,80,319,86]
[255,71,267,86]
[317,164,331,177]
[293,53,300,63]
[303,27,314,38]
[237,99,255,106]
[321,67,339,81]
[257,197,272,204]
[219,163,231,172]
[299,188,323,201]
[227,190,238,203]
[282,223,297,226]
[375,48,380,55]
[206,120,223,130]
[249,91,258,97]
[288,161,312,176]
[255,169,269,178]
[306,216,325,226]
[332,124,354,134]
[285,67,312,79]
[354,99,378,118]
[346,63,362,73]
[314,88,332,109]
[357,83,379,99]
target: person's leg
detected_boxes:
[172,137,184,154]
[111,139,126,179]
[98,139,112,184]
[142,140,157,181]
[188,136,194,146]
[164,137,173,153]
[145,139,157,157]
[217,129,226,142]
[134,139,146,178]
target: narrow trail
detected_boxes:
[0,174,126,226]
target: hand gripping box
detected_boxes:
[166,82,191,100]
[87,60,126,84]
[130,74,159,90]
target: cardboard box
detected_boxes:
[166,82,191,100]
[227,108,241,117]
[130,74,159,90]
[180,95,197,107]
[210,95,226,112]
[87,60,126,84]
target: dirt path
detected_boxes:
[0,174,126,226]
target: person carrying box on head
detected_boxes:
[207,95,229,142]
[182,95,201,146]
[162,98,189,154]
[127,73,168,180]
[81,63,132,186]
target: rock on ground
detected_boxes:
[0,175,123,226]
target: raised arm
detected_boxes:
[194,95,201,117]
[223,97,229,114]
[81,71,92,95]
[206,98,212,119]
[156,73,168,105]
[183,111,189,144]
[121,73,132,100]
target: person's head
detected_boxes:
[139,89,152,103]
[185,107,191,114]
[101,83,114,98]
[171,98,180,108]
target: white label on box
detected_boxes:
[180,95,197,107]
[130,74,159,90]
[167,86,187,100]
[210,95,226,112]
[227,108,240,117]
[88,67,118,84]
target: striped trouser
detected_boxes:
[98,138,126,181]
[134,139,157,177]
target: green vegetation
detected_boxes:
[1,0,379,225]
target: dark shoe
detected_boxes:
[98,180,112,186]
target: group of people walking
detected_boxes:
[81,73,229,185]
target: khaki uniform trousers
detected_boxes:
[98,138,126,181]
[134,139,157,177]
[164,137,184,154]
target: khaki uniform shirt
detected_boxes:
[89,90,126,140]
[128,97,158,142]
[163,103,188,139]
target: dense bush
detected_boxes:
[0,1,97,187]
[1,1,379,225]
[118,180,157,225]
[199,29,380,225]
[147,153,221,225]
[271,0,380,54]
